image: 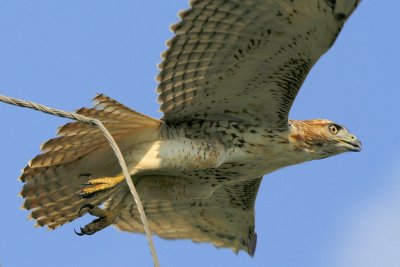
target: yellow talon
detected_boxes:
[80,174,125,198]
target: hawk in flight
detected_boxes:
[20,0,361,256]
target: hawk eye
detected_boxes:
[328,124,340,134]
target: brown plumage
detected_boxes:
[18,0,362,256]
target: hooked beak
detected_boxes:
[340,136,362,152]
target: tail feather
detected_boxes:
[20,94,161,229]
[41,132,104,152]
[91,94,160,124]
[32,189,116,228]
[29,146,98,168]
[30,94,161,168]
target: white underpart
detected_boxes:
[122,129,318,182]
[124,138,227,173]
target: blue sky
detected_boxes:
[0,1,398,266]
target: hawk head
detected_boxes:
[289,119,362,159]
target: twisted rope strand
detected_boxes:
[0,94,159,267]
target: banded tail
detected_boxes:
[20,94,161,229]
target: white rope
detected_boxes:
[0,94,160,267]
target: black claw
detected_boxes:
[79,187,112,199]
[75,226,95,236]
[74,228,85,236]
[74,204,111,237]
[75,226,96,236]
[78,203,95,216]
[79,173,93,178]
[74,192,96,199]
[79,192,98,199]
[85,229,95,235]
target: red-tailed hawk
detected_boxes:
[20,0,361,256]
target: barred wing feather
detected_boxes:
[157,0,360,128]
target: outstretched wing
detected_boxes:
[157,0,360,128]
[109,177,263,255]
